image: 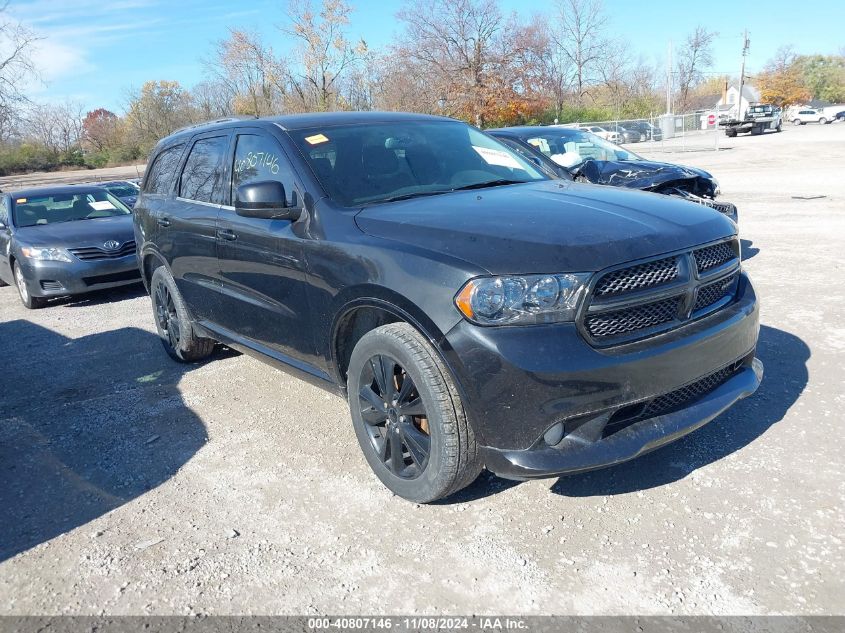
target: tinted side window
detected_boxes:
[232,134,297,206]
[0,198,8,225]
[179,136,229,204]
[144,144,184,195]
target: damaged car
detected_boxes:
[489,126,738,222]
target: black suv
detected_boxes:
[134,112,762,502]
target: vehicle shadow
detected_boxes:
[741,238,760,261]
[0,319,207,562]
[46,282,147,308]
[549,324,808,497]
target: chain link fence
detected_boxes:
[557,112,725,153]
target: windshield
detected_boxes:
[518,129,643,168]
[290,120,547,207]
[12,190,131,228]
[102,184,138,198]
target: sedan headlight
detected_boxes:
[455,273,591,325]
[20,246,73,263]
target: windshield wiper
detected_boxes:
[373,189,453,204]
[451,179,527,191]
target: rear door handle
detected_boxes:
[217,229,237,241]
[156,217,171,227]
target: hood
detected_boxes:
[119,195,137,208]
[14,215,135,248]
[354,180,735,275]
[579,159,717,196]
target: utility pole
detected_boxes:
[666,40,673,114]
[737,30,750,119]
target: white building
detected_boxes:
[715,85,761,119]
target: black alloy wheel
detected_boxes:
[357,354,431,479]
[149,266,215,363]
[154,280,181,351]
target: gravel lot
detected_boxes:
[1,123,843,615]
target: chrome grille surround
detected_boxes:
[578,238,740,347]
[69,241,136,261]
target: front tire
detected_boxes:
[793,119,802,126]
[347,323,481,503]
[150,266,215,363]
[14,262,46,309]
[819,117,827,124]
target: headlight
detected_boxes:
[455,273,591,325]
[712,178,721,196]
[20,246,73,263]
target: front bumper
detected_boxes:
[440,272,761,478]
[17,254,141,297]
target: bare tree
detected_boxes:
[283,0,365,111]
[676,26,717,112]
[522,15,572,120]
[395,0,509,127]
[24,101,85,154]
[551,0,608,105]
[205,29,287,116]
[0,4,41,129]
[192,80,237,119]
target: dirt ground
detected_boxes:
[0,123,843,616]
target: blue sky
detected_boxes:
[9,0,842,113]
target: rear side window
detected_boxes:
[144,144,184,195]
[179,136,229,204]
[0,198,8,225]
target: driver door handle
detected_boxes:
[217,228,237,241]
[156,217,171,227]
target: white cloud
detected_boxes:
[23,38,94,92]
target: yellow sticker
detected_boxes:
[16,198,27,203]
[305,133,329,145]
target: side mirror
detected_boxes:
[235,181,301,221]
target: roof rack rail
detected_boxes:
[170,115,259,136]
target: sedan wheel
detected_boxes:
[14,262,45,309]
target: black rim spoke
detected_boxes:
[387,429,405,475]
[398,397,425,417]
[399,421,430,467]
[396,372,415,406]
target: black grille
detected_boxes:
[70,241,136,261]
[594,256,679,297]
[639,361,742,420]
[585,296,680,339]
[82,269,141,286]
[40,280,64,291]
[693,242,735,272]
[694,273,738,312]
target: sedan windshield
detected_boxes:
[12,190,131,228]
[518,129,643,168]
[290,120,547,207]
[102,184,138,198]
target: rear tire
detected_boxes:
[13,262,46,309]
[347,323,481,503]
[150,266,215,363]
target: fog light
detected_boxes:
[543,422,565,446]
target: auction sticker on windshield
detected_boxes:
[473,146,521,169]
